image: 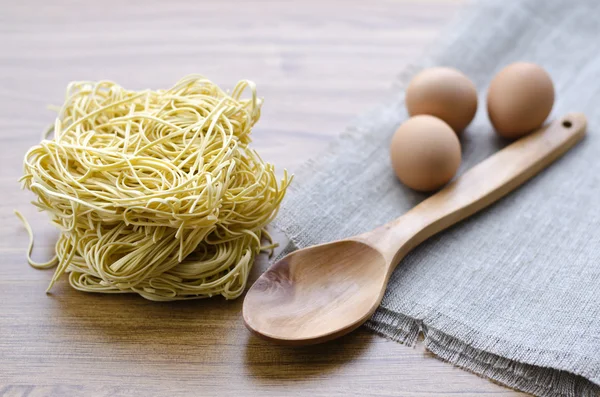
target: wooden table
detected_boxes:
[0,1,527,396]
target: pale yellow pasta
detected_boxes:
[18,75,290,301]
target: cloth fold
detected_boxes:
[273,0,600,395]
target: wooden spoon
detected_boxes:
[243,113,586,346]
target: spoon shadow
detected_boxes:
[243,327,375,382]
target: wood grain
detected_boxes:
[244,240,389,345]
[0,0,528,395]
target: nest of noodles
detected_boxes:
[19,75,291,301]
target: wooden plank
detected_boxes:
[0,0,527,395]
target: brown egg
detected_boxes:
[390,115,461,192]
[405,67,478,133]
[487,62,554,139]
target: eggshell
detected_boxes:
[487,62,555,139]
[405,67,478,133]
[390,115,461,192]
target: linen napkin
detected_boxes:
[272,0,600,395]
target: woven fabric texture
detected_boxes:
[272,0,600,395]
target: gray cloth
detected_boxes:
[272,0,600,395]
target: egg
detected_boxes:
[487,62,555,139]
[390,115,461,192]
[405,67,478,133]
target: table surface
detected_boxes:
[0,1,528,396]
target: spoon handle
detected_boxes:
[361,113,587,267]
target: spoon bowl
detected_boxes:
[243,241,387,344]
[243,113,587,345]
